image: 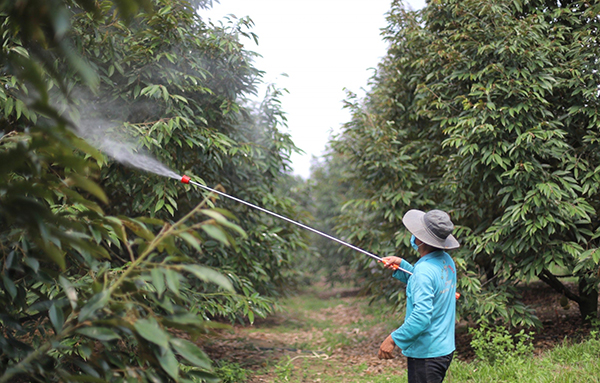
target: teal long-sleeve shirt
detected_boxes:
[391,251,456,358]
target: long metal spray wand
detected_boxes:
[180,175,412,275]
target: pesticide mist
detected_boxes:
[76,118,180,180]
[63,93,181,180]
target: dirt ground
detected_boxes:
[202,281,598,382]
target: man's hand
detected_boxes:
[381,256,403,270]
[378,335,396,359]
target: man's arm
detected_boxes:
[382,256,414,284]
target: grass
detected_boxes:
[261,335,600,383]
[269,357,399,383]
[209,284,600,382]
[447,336,600,382]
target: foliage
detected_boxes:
[0,0,305,381]
[213,360,250,383]
[469,324,534,365]
[329,0,600,325]
[61,0,306,314]
[1,197,241,382]
[273,356,295,382]
[424,0,600,322]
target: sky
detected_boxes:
[201,0,426,178]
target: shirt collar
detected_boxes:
[416,250,444,264]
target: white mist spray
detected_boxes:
[75,118,180,180]
[63,92,181,180]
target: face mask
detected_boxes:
[410,235,420,251]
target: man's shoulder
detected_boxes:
[412,260,439,279]
[414,252,453,271]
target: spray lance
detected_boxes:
[181,175,406,274]
[180,175,461,300]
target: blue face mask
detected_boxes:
[410,235,420,251]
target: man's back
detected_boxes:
[392,250,456,358]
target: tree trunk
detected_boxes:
[578,278,599,323]
[538,270,599,323]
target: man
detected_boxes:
[379,209,459,383]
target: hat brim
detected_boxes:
[402,209,460,250]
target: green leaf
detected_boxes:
[24,257,40,273]
[71,136,106,164]
[141,84,160,97]
[60,276,78,309]
[164,269,180,296]
[78,291,110,322]
[154,346,179,380]
[104,217,127,242]
[44,242,66,270]
[201,210,246,237]
[184,265,233,292]
[10,46,29,58]
[49,303,64,332]
[15,99,24,119]
[76,326,121,341]
[178,232,201,252]
[201,225,230,246]
[151,267,166,297]
[4,97,13,117]
[154,199,165,212]
[2,274,17,299]
[5,251,15,270]
[170,338,212,369]
[67,174,108,204]
[121,218,155,241]
[134,318,170,349]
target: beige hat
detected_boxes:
[402,209,460,250]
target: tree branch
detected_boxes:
[537,269,581,304]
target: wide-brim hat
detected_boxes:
[402,209,460,250]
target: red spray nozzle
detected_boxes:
[181,175,191,184]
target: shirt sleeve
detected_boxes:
[391,270,435,350]
[392,259,414,284]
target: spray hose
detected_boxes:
[181,175,460,299]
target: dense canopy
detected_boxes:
[327,0,600,325]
